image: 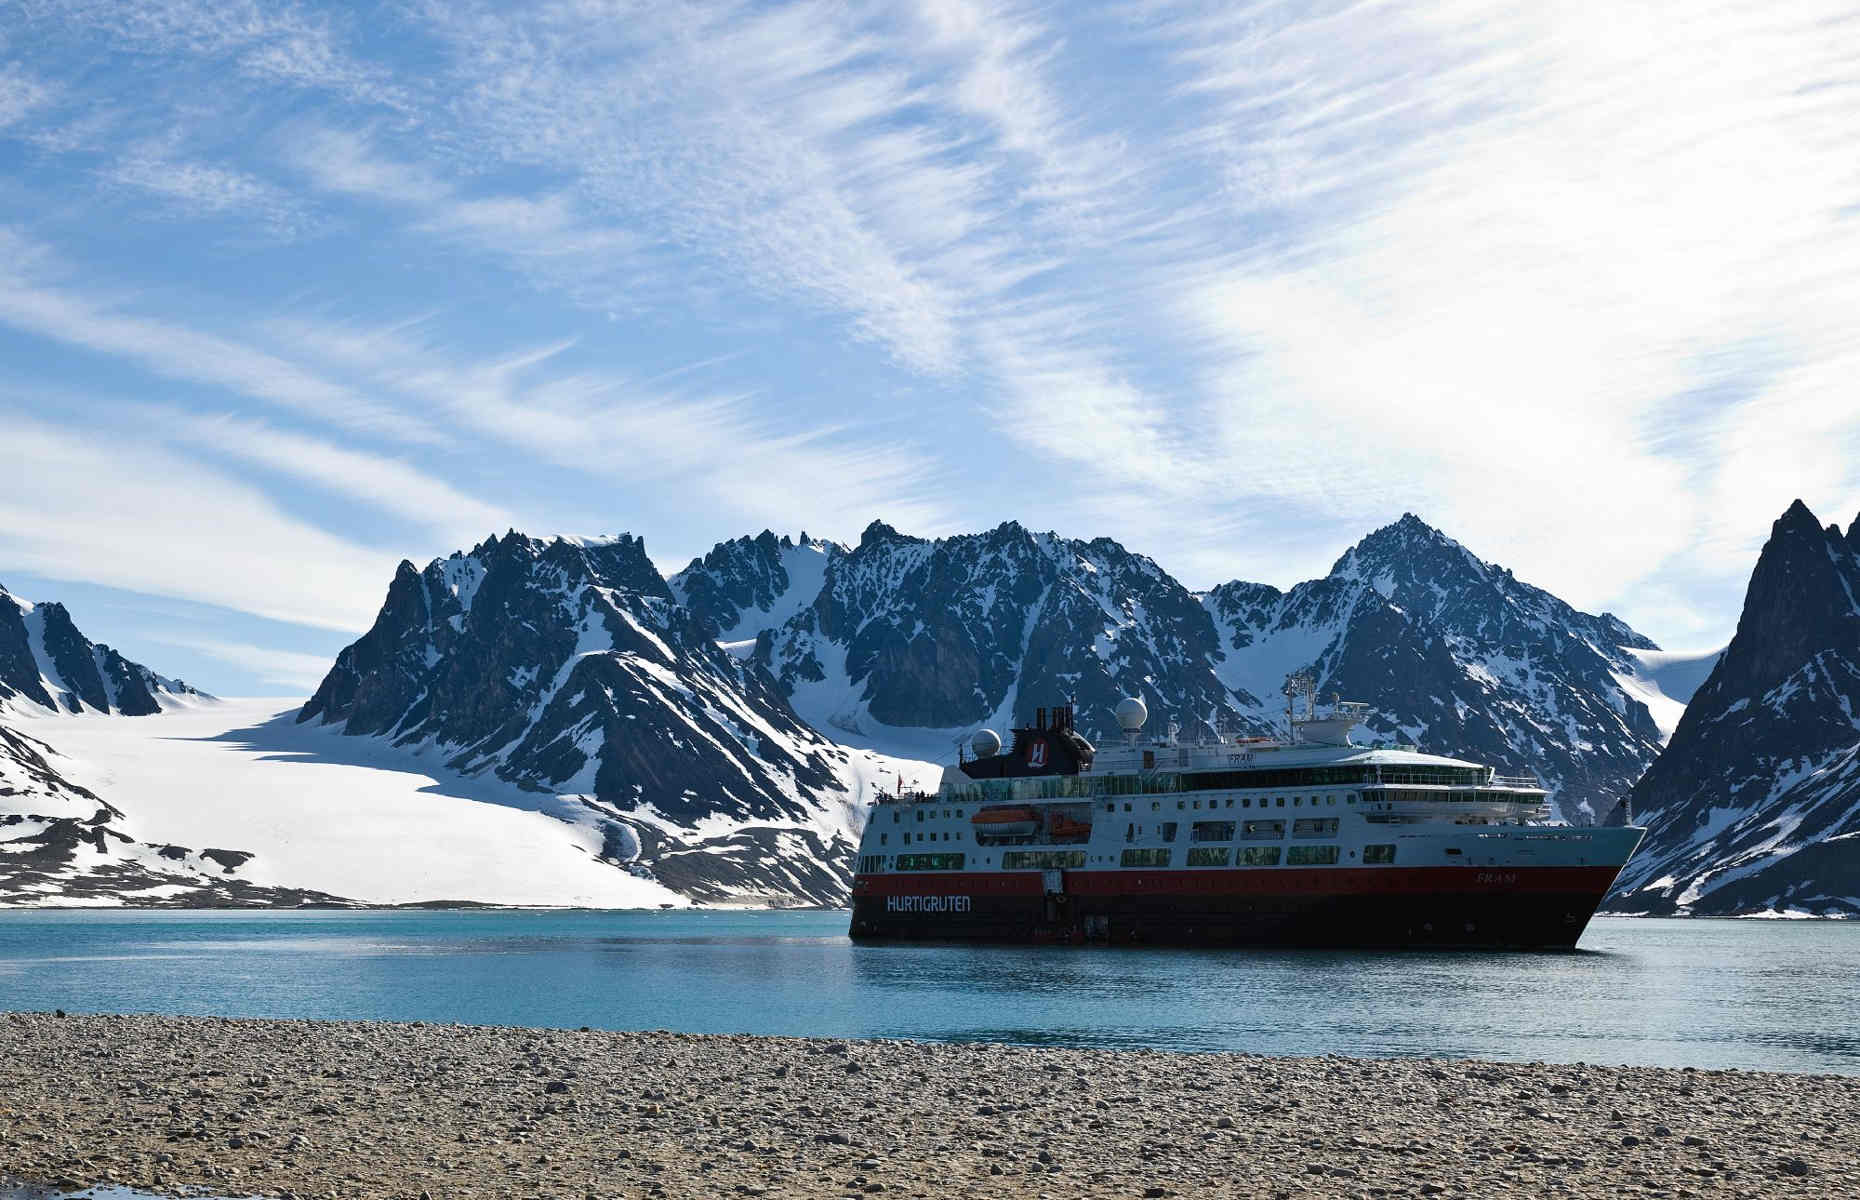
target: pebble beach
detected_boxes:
[2,1012,1855,1199]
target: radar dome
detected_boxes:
[1115,696,1148,732]
[971,728,1002,758]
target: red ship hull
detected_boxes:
[848,865,1627,949]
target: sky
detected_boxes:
[1,0,1857,697]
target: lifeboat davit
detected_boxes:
[971,807,1040,837]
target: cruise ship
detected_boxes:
[848,689,1644,948]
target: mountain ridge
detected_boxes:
[700,513,1673,826]
[1609,500,1860,915]
[0,585,316,907]
[297,530,923,905]
[0,582,204,717]
[9,510,1770,910]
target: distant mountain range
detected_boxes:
[1609,501,1860,916]
[678,515,1671,827]
[0,583,344,906]
[283,514,1689,903]
[7,503,1855,915]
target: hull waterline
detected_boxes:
[850,864,1629,949]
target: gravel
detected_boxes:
[1,1012,1856,1199]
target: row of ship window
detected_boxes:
[873,814,1341,848]
[938,765,1489,803]
[878,810,1366,848]
[1113,794,1352,811]
[888,792,1360,831]
[885,786,1529,840]
[856,843,1400,874]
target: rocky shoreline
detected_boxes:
[1,1013,1855,1199]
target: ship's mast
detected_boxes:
[1282,670,1315,743]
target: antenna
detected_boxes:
[1282,670,1315,741]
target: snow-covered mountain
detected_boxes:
[0,582,201,715]
[693,515,1672,825]
[0,583,332,906]
[299,532,929,905]
[5,513,1702,909]
[671,530,839,651]
[1204,515,1670,824]
[720,520,1250,755]
[1610,501,1860,916]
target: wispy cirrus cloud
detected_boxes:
[281,127,651,307]
[259,314,955,544]
[0,231,439,444]
[3,0,1857,660]
[170,412,514,543]
[1132,0,1860,618]
[100,149,313,237]
[0,64,53,129]
[28,0,405,109]
[147,634,334,691]
[0,409,399,632]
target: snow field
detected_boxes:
[20,699,686,908]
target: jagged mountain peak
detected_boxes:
[1324,514,1656,658]
[672,529,845,643]
[751,519,1240,740]
[1689,499,1860,717]
[466,529,670,601]
[1777,496,1819,530]
[0,586,202,717]
[1613,499,1860,915]
[858,519,923,550]
[1330,513,1494,590]
[301,531,875,905]
[1202,513,1668,821]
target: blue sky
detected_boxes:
[2,0,1856,696]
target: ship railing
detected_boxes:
[1368,791,1551,809]
[1490,774,1544,788]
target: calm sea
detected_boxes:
[0,910,1854,1075]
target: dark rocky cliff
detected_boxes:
[300,533,871,905]
[1610,501,1860,915]
[0,584,199,715]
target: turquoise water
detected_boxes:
[0,910,1855,1074]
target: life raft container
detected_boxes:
[971,807,1041,837]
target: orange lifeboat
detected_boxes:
[971,807,1040,838]
[1049,814,1093,840]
